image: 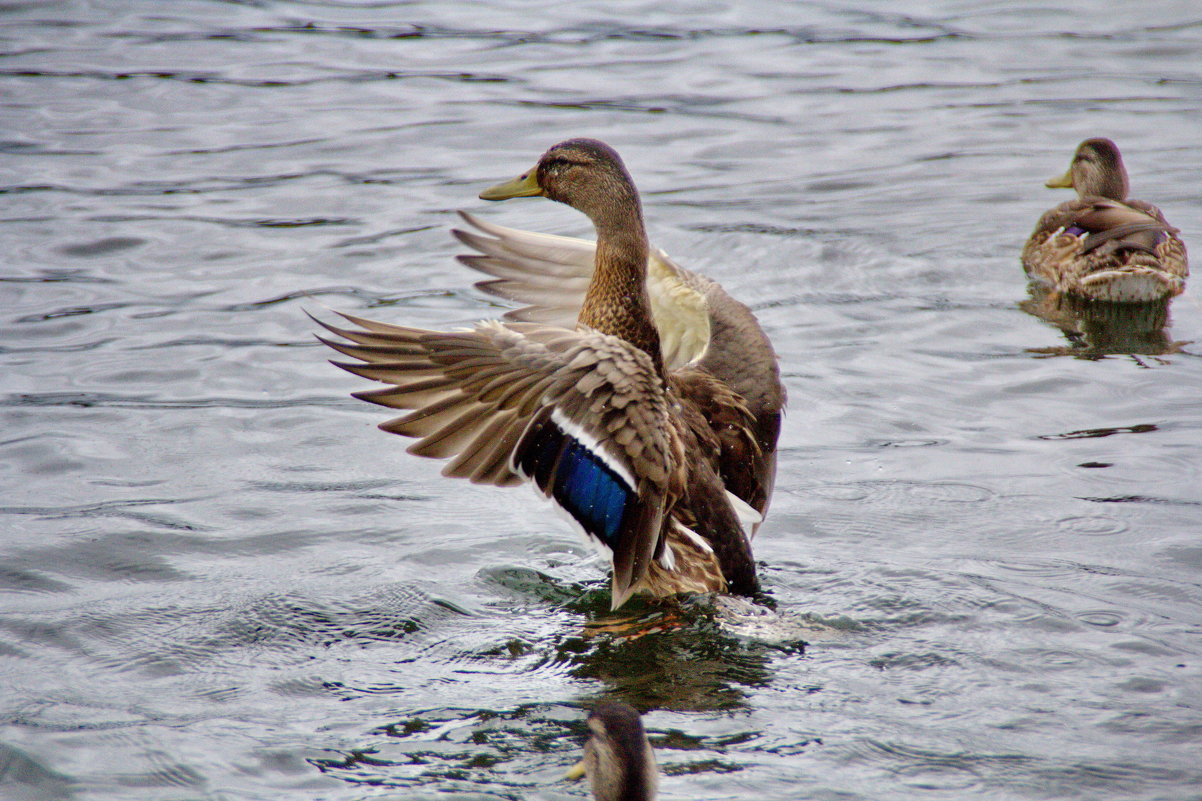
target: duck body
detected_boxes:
[1023,138,1188,303]
[453,211,783,524]
[317,139,781,609]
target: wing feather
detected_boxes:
[317,314,679,601]
[453,212,712,368]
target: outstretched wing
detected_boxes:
[313,312,678,606]
[454,211,711,370]
[453,211,592,328]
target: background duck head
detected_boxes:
[566,702,658,801]
[1046,137,1129,200]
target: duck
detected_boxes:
[1022,138,1188,303]
[451,209,784,522]
[565,702,658,801]
[315,138,783,610]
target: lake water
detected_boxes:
[2,2,1201,799]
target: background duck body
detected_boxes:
[318,139,780,609]
[1022,138,1188,303]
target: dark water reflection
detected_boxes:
[3,1,1202,800]
[1021,288,1185,360]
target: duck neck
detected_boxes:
[578,208,664,376]
[1077,171,1128,201]
[1092,172,1128,201]
[1077,161,1129,201]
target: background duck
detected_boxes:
[565,702,658,801]
[316,139,781,609]
[1022,138,1188,303]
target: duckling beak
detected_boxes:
[1045,169,1074,189]
[479,166,544,200]
[563,759,587,780]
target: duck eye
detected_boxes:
[544,157,573,172]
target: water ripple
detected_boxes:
[2,391,347,410]
[1056,516,1129,536]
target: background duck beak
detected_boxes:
[563,759,586,780]
[479,167,543,200]
[1045,169,1074,189]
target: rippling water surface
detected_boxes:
[3,2,1202,799]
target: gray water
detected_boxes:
[3,2,1202,799]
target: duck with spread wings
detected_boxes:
[315,138,784,609]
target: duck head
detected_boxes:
[480,138,642,231]
[1046,137,1129,200]
[565,702,658,801]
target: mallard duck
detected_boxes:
[565,703,658,801]
[451,211,784,523]
[1022,138,1188,303]
[315,138,783,609]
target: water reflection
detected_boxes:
[567,599,791,713]
[1020,285,1185,360]
[308,592,796,795]
[0,744,75,801]
[478,568,805,712]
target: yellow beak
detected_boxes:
[563,759,586,780]
[1045,169,1074,189]
[479,165,543,200]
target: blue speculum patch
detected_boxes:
[557,439,630,547]
[516,419,633,550]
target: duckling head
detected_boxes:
[565,702,658,801]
